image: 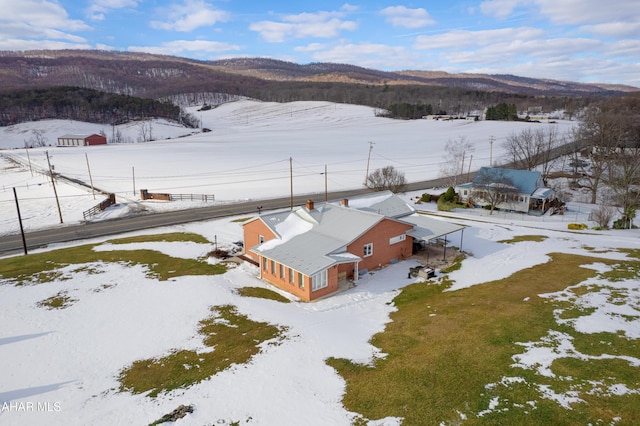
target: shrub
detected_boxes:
[420,193,432,202]
[568,223,588,230]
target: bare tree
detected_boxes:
[471,168,519,214]
[440,136,475,186]
[575,97,639,205]
[137,120,153,142]
[25,129,49,147]
[591,203,614,229]
[503,127,561,178]
[366,166,407,193]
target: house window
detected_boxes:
[279,263,285,279]
[259,235,264,244]
[389,234,406,245]
[289,267,294,284]
[364,243,373,257]
[271,260,275,273]
[262,257,268,271]
[311,270,328,291]
[463,190,468,196]
[298,272,304,289]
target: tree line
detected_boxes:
[0,86,197,127]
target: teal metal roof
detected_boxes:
[473,167,543,195]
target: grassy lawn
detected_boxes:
[119,305,286,397]
[0,232,226,284]
[236,286,291,303]
[328,252,640,425]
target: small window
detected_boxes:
[289,267,294,284]
[271,260,275,273]
[259,235,264,244]
[279,264,285,279]
[298,272,304,288]
[262,257,268,271]
[364,243,373,257]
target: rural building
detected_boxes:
[455,167,555,214]
[57,134,107,147]
[242,191,463,301]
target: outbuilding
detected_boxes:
[57,134,107,147]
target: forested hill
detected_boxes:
[0,86,192,127]
[0,50,637,126]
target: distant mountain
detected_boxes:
[0,50,636,118]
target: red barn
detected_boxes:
[57,134,107,147]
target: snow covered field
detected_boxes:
[1,100,577,234]
[2,101,639,425]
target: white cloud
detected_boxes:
[534,0,639,26]
[479,0,527,19]
[128,39,241,56]
[0,0,90,32]
[87,0,139,21]
[250,8,357,42]
[579,21,640,39]
[150,0,230,32]
[414,27,545,50]
[379,6,435,29]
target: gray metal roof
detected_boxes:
[253,203,382,275]
[58,134,93,139]
[253,194,464,276]
[400,214,465,241]
[340,190,415,218]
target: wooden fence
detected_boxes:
[83,194,116,220]
[140,189,214,203]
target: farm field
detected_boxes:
[1,101,638,425]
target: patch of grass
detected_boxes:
[327,252,640,426]
[107,232,210,244]
[231,217,253,223]
[37,291,77,309]
[119,305,286,397]
[439,253,466,274]
[236,286,291,303]
[0,234,226,285]
[497,235,548,244]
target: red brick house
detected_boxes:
[57,134,107,147]
[243,192,463,301]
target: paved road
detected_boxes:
[0,177,457,257]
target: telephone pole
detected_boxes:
[45,151,63,224]
[364,141,374,186]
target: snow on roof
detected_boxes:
[259,212,314,250]
[343,190,415,218]
[401,213,465,241]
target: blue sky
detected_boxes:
[2,0,639,87]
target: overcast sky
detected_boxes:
[1,1,639,87]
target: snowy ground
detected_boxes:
[1,194,639,425]
[2,101,638,425]
[1,100,577,235]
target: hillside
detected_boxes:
[0,50,636,116]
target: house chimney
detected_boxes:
[305,199,315,210]
[340,198,349,207]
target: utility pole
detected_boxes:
[324,164,328,201]
[289,157,293,210]
[85,153,96,200]
[467,155,473,182]
[13,187,28,255]
[490,136,494,167]
[25,147,33,176]
[132,166,136,196]
[364,141,374,186]
[45,151,63,224]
